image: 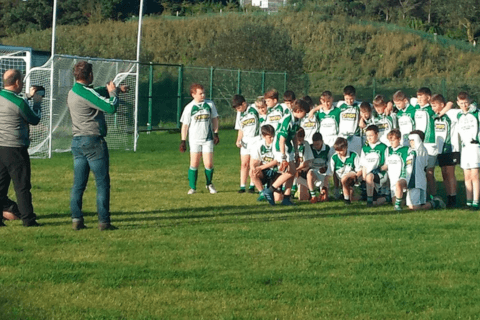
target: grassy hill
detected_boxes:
[2,12,480,100]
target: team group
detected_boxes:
[180,83,480,211]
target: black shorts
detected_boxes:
[261,169,280,186]
[299,170,308,180]
[438,152,460,167]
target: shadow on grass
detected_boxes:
[39,201,416,228]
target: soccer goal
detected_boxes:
[0,48,31,90]
[24,54,138,158]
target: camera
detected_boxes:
[31,85,46,97]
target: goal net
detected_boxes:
[0,49,31,91]
[25,55,138,158]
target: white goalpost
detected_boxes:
[0,0,145,158]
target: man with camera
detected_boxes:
[0,69,44,227]
[68,61,128,231]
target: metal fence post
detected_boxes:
[284,72,287,93]
[237,69,241,94]
[261,71,265,94]
[177,65,183,129]
[372,78,377,99]
[147,62,153,132]
[210,66,214,100]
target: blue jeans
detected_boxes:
[70,136,110,223]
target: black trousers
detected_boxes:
[0,146,36,224]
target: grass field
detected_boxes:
[1,129,480,319]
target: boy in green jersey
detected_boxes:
[180,83,219,195]
[456,92,480,210]
[233,94,261,193]
[280,90,295,116]
[308,91,340,148]
[256,96,268,127]
[431,94,460,208]
[337,86,363,155]
[263,100,309,206]
[300,95,319,144]
[327,137,362,205]
[371,95,397,146]
[306,132,331,203]
[360,125,389,207]
[381,129,409,210]
[294,128,314,201]
[392,91,417,147]
[413,87,440,199]
[264,89,284,130]
[250,125,282,202]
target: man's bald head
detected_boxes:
[3,69,24,93]
[3,69,22,87]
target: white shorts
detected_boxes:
[309,170,328,188]
[323,135,338,149]
[461,144,480,169]
[390,178,406,198]
[406,188,426,207]
[189,140,214,153]
[346,136,363,155]
[240,137,261,156]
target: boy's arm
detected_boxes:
[180,123,189,152]
[296,159,311,171]
[260,159,279,170]
[236,130,243,148]
[212,117,219,145]
[438,101,453,117]
[308,105,321,119]
[384,101,393,115]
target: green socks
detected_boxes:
[205,168,214,185]
[188,167,198,190]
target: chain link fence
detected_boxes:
[137,63,287,130]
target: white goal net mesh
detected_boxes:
[24,55,138,158]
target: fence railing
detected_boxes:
[137,63,288,131]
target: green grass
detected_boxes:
[1,130,480,319]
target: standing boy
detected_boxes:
[264,89,284,130]
[180,83,219,195]
[413,87,438,199]
[456,92,480,210]
[392,91,417,147]
[337,86,363,155]
[371,95,397,146]
[233,94,260,193]
[431,94,460,208]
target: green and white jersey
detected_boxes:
[280,103,292,117]
[360,141,388,175]
[435,109,460,154]
[370,113,397,146]
[265,104,284,130]
[337,100,361,138]
[414,104,437,155]
[300,115,319,144]
[180,99,218,143]
[235,104,260,140]
[298,140,314,164]
[457,104,480,148]
[396,104,418,146]
[316,106,341,145]
[259,114,267,127]
[274,113,300,154]
[386,145,409,186]
[311,143,331,173]
[252,139,276,166]
[329,151,360,179]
